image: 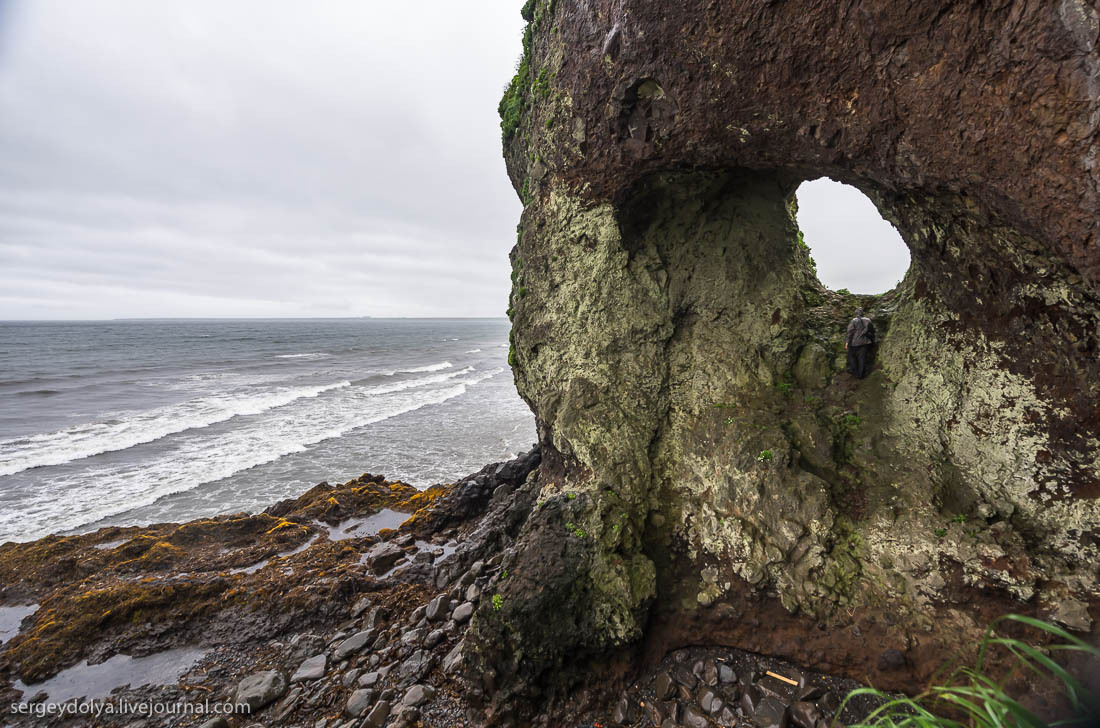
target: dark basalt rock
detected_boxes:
[474,0,1100,720]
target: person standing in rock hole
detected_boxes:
[845,307,876,379]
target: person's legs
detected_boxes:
[847,346,857,375]
[855,345,869,378]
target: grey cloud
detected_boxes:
[0,0,525,319]
[0,2,905,319]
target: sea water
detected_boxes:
[0,318,534,543]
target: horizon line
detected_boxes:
[0,316,511,323]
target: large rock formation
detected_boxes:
[469,0,1100,718]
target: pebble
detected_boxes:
[443,641,464,674]
[452,601,475,623]
[344,688,374,717]
[755,696,789,728]
[426,594,449,621]
[234,670,288,712]
[364,700,391,728]
[335,629,375,660]
[681,703,710,728]
[401,684,436,707]
[291,654,327,682]
[655,671,676,700]
[351,596,372,618]
[425,628,445,648]
[791,700,823,728]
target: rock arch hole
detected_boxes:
[795,178,910,294]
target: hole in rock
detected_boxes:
[794,178,910,293]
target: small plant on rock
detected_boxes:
[492,593,504,611]
[758,450,774,462]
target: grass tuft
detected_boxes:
[839,614,1100,728]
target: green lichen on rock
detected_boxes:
[482,0,1100,711]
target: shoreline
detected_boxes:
[0,449,1093,727]
[0,449,885,728]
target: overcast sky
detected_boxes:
[0,1,908,320]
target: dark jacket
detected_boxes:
[846,316,876,347]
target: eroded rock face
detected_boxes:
[470,0,1100,717]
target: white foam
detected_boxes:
[0,381,352,477]
[363,367,473,396]
[275,353,330,360]
[465,349,482,354]
[379,361,453,376]
[0,379,477,543]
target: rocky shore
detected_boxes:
[0,448,908,728]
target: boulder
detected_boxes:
[290,654,326,683]
[234,670,287,713]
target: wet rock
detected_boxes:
[796,685,826,702]
[401,627,426,647]
[452,601,475,623]
[426,594,449,621]
[655,670,676,700]
[702,659,719,687]
[351,595,372,618]
[288,633,327,663]
[718,663,737,685]
[335,629,375,660]
[672,665,697,689]
[642,700,664,725]
[425,628,445,648]
[741,685,761,716]
[345,688,374,717]
[365,606,389,630]
[681,703,710,728]
[612,694,638,724]
[364,700,391,728]
[757,671,799,703]
[366,542,405,574]
[234,670,288,712]
[697,685,719,713]
[754,697,789,728]
[790,701,823,728]
[877,648,906,672]
[271,686,304,722]
[398,649,433,682]
[443,640,464,674]
[401,684,435,707]
[290,654,327,682]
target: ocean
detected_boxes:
[0,319,535,544]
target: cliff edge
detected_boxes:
[468,0,1100,720]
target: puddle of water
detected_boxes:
[13,647,208,703]
[325,509,410,541]
[92,539,128,551]
[0,604,39,645]
[229,534,321,575]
